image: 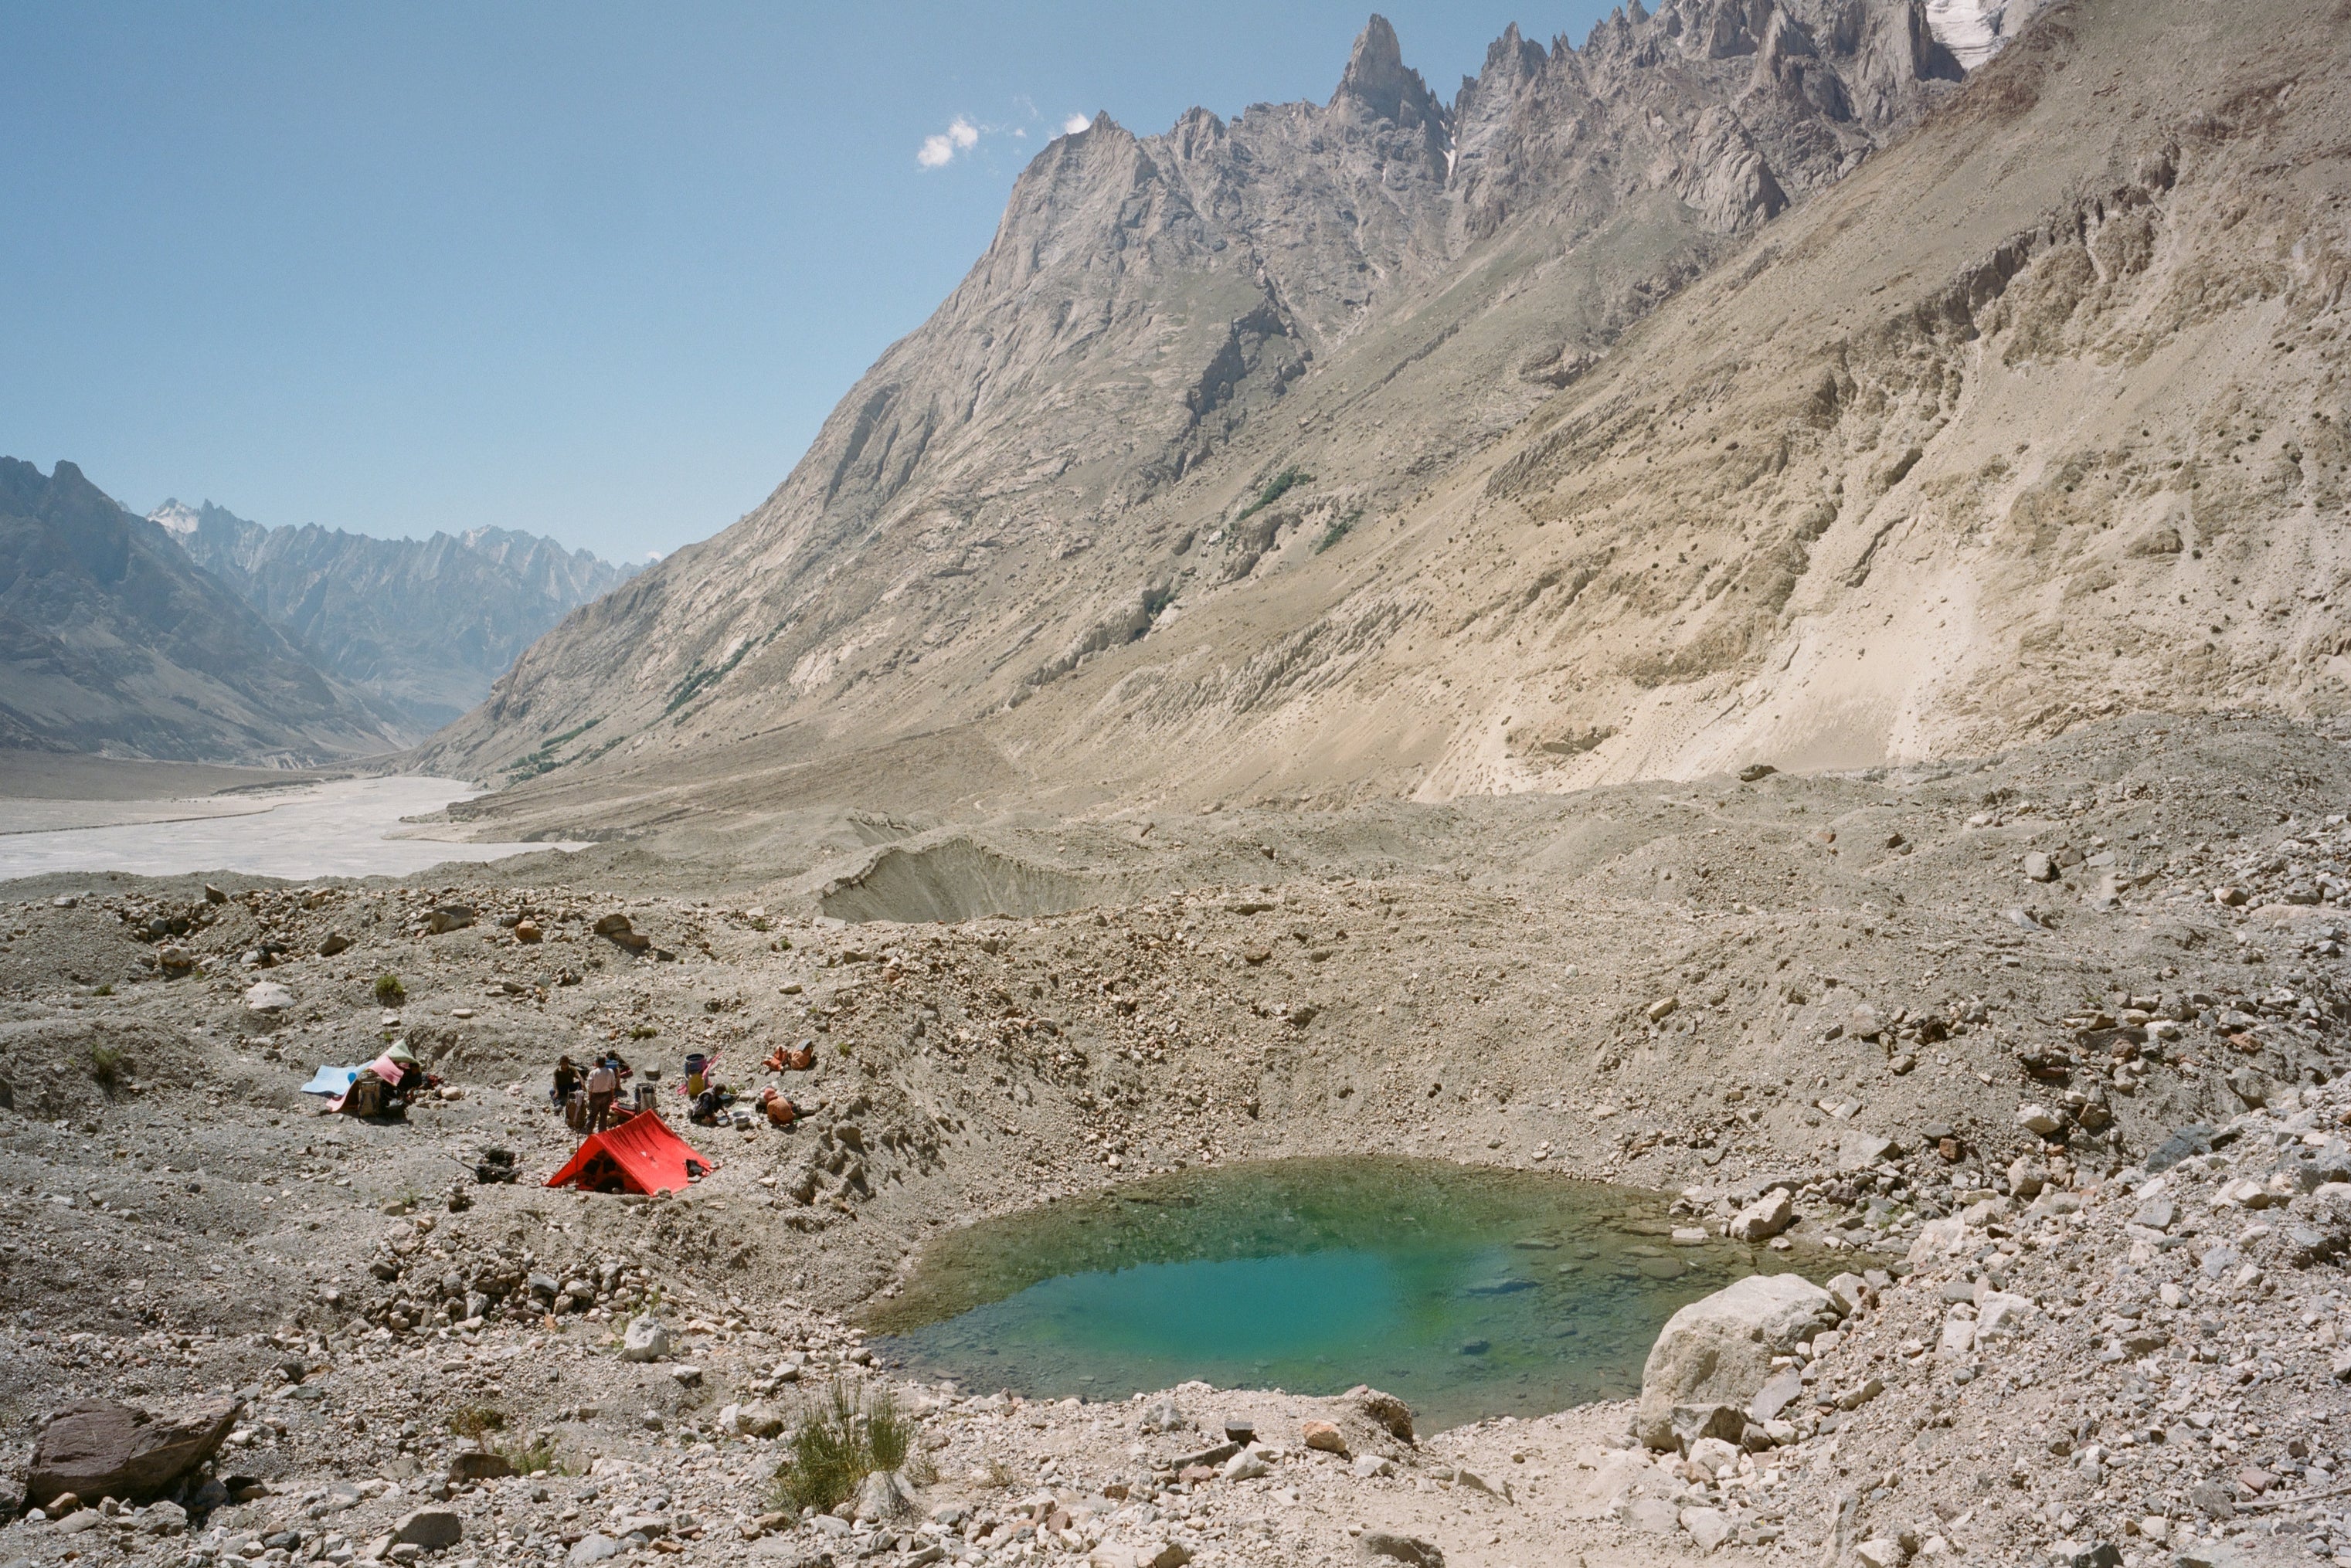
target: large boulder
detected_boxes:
[1636,1274,1839,1450]
[26,1397,241,1508]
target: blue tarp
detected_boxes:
[301,1064,361,1097]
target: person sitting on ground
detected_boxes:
[759,1086,797,1128]
[551,1054,580,1109]
[584,1057,620,1133]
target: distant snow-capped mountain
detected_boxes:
[151,499,638,738]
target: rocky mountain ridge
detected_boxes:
[151,501,637,738]
[0,462,396,764]
[419,1,1989,814]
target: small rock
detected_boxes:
[1347,1386,1415,1443]
[1686,1437,1739,1475]
[735,1402,786,1440]
[852,1470,914,1523]
[1974,1291,2037,1342]
[1359,1532,1443,1566]
[2023,852,2057,882]
[1670,1403,1747,1451]
[1837,1132,1895,1171]
[138,1498,188,1535]
[1680,1505,1732,1553]
[1136,1398,1186,1434]
[2049,1543,2123,1568]
[668,1364,702,1387]
[243,980,295,1014]
[1622,1496,1680,1534]
[1853,1540,1903,1568]
[2186,1478,2237,1519]
[392,1509,462,1549]
[2017,1102,2064,1136]
[566,1534,622,1566]
[1301,1420,1346,1454]
[620,1317,671,1363]
[1221,1415,1257,1444]
[1823,1271,1872,1316]
[1350,1454,1395,1478]
[1221,1448,1270,1481]
[1728,1188,1794,1242]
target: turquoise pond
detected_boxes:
[865,1157,1818,1431]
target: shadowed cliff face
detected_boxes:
[0,461,396,763]
[416,0,2347,837]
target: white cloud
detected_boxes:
[1062,114,1092,135]
[917,115,981,169]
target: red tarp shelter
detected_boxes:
[545,1112,712,1195]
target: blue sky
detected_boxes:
[0,3,1607,562]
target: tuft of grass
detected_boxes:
[448,1404,506,1444]
[373,973,406,1005]
[1234,467,1310,526]
[494,1431,576,1476]
[92,983,114,997]
[766,1382,921,1516]
[1313,509,1361,555]
[629,1024,659,1040]
[87,1043,126,1086]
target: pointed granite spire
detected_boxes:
[1329,14,1446,131]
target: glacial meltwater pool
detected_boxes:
[867,1157,1819,1431]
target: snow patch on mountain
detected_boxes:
[1926,0,2047,70]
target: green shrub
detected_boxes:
[1235,467,1311,525]
[87,1044,125,1086]
[447,1404,506,1443]
[373,973,406,1005]
[767,1383,921,1515]
[494,1431,576,1476]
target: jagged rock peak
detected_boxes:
[1330,15,1447,133]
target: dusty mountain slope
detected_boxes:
[980,0,2351,811]
[153,501,637,738]
[0,461,397,765]
[419,2,1974,809]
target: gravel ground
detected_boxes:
[2,714,2349,1566]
